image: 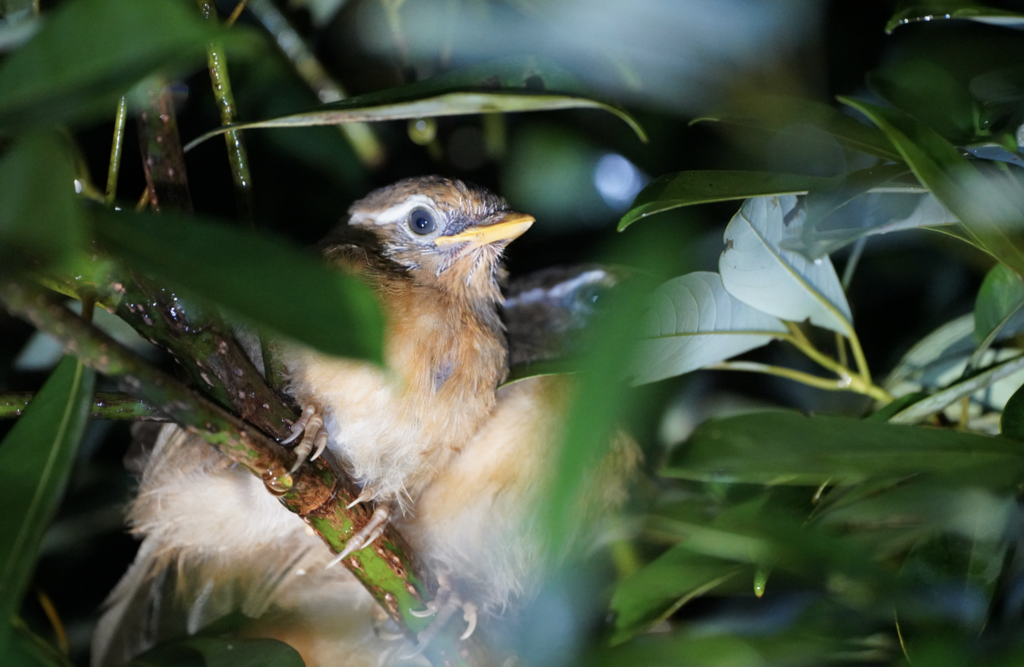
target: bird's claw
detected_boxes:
[409,601,439,618]
[284,405,326,474]
[326,504,391,567]
[403,578,478,658]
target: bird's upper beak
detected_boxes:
[434,211,535,249]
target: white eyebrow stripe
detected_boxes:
[349,195,437,226]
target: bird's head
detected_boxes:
[344,177,534,302]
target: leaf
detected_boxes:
[975,263,1024,345]
[719,196,853,335]
[887,4,1024,33]
[93,209,384,363]
[0,131,85,279]
[887,353,1024,424]
[608,548,743,645]
[185,57,646,151]
[884,313,976,392]
[130,637,305,667]
[629,271,788,385]
[618,171,835,231]
[783,192,958,259]
[867,59,979,144]
[6,619,76,667]
[693,95,902,162]
[1001,378,1024,439]
[0,0,256,129]
[839,97,1024,277]
[666,411,1024,485]
[0,357,94,642]
[971,65,1024,104]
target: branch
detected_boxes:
[0,282,488,666]
[0,391,167,421]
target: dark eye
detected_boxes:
[408,207,436,235]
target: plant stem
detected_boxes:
[710,361,860,393]
[225,0,250,26]
[0,392,166,421]
[104,97,128,206]
[778,330,890,403]
[197,0,255,226]
[247,0,385,168]
[136,79,192,213]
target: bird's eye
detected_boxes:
[408,207,436,235]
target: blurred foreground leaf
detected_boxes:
[0,131,84,279]
[129,636,304,667]
[94,210,384,363]
[0,0,256,129]
[668,411,1024,485]
[609,548,743,644]
[185,57,646,151]
[0,357,94,650]
[867,59,979,144]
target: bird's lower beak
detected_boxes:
[434,212,535,248]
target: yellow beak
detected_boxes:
[434,211,535,248]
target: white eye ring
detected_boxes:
[408,207,436,235]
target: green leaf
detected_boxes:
[185,57,646,151]
[719,196,853,335]
[840,97,1024,277]
[666,411,1024,485]
[0,131,85,279]
[975,263,1024,344]
[93,210,384,363]
[887,4,1024,33]
[0,0,256,129]
[130,637,304,667]
[0,357,94,642]
[5,619,76,667]
[609,548,743,645]
[618,171,835,231]
[629,271,788,385]
[693,95,903,162]
[1001,379,1024,439]
[884,313,975,392]
[867,60,979,144]
[887,353,1024,424]
[971,65,1024,104]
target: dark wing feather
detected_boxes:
[500,265,624,367]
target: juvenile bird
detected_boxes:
[93,177,637,666]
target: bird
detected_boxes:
[92,176,638,667]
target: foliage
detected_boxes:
[3,0,1024,666]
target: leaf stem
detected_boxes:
[778,330,890,403]
[710,361,860,393]
[104,97,128,206]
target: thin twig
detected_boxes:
[104,97,128,206]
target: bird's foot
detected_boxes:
[326,503,391,567]
[282,404,328,474]
[403,578,478,657]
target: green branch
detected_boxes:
[0,391,166,421]
[0,282,484,666]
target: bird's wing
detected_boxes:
[500,264,624,367]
